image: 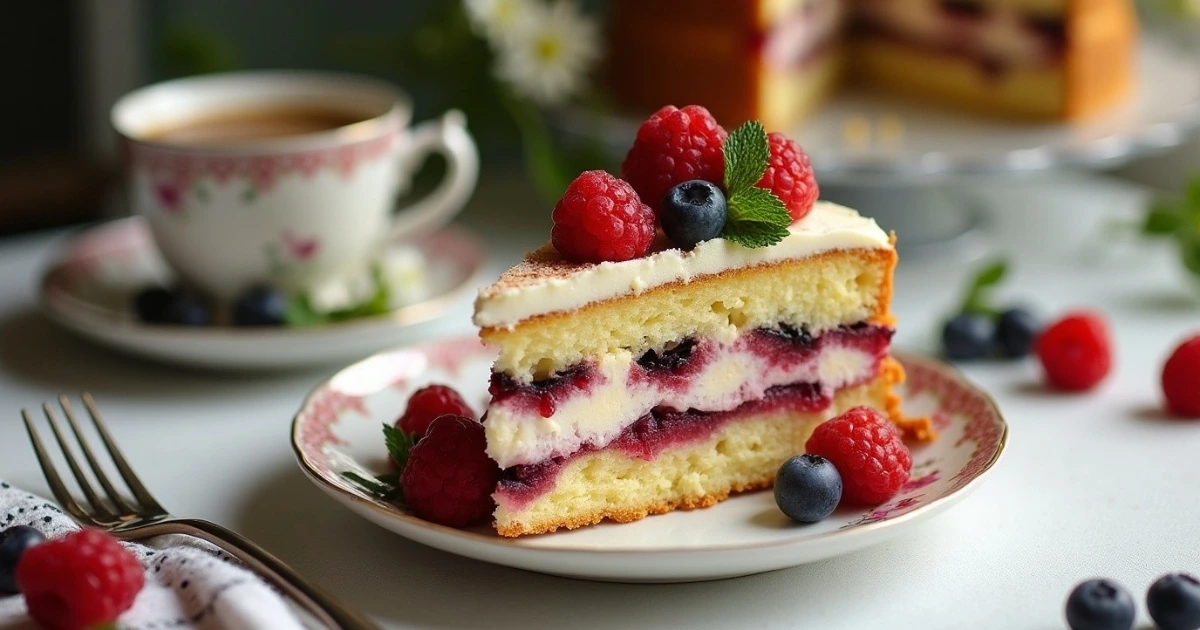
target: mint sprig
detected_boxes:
[956,259,1009,316]
[720,120,792,248]
[1141,173,1200,278]
[340,471,400,500]
[283,265,392,327]
[383,423,415,469]
[338,423,415,501]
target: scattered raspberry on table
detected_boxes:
[621,104,727,214]
[16,529,144,630]
[805,406,912,505]
[1035,312,1113,392]
[1162,334,1200,418]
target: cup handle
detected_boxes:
[388,109,479,242]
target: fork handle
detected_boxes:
[126,518,381,630]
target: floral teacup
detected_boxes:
[112,71,478,302]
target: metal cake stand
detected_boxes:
[553,35,1200,249]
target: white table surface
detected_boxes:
[1,171,1198,630]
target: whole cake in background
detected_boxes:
[474,104,933,537]
[606,0,1137,129]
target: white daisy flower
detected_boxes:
[463,0,535,45]
[493,0,600,106]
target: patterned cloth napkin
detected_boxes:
[0,480,306,629]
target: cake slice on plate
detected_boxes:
[477,202,928,537]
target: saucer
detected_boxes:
[39,217,486,370]
[293,337,1007,583]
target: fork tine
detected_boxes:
[22,409,91,523]
[42,403,117,521]
[81,393,166,514]
[59,396,137,516]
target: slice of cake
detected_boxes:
[605,0,1136,127]
[476,201,930,537]
[475,107,931,537]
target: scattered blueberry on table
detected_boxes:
[774,454,842,524]
[1146,573,1200,630]
[0,525,46,594]
[939,260,1044,361]
[941,312,995,360]
[995,307,1039,358]
[1065,578,1136,630]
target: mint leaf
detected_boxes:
[340,471,399,500]
[723,120,770,195]
[722,186,791,248]
[383,423,415,468]
[1143,200,1185,236]
[283,294,325,327]
[1186,171,1200,212]
[283,266,392,327]
[959,259,1009,315]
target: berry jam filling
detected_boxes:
[490,323,892,420]
[489,364,598,419]
[636,339,697,372]
[496,381,830,508]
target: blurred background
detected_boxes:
[1,0,1197,236]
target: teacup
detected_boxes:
[111,70,479,302]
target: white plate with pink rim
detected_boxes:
[38,217,487,370]
[292,336,1008,583]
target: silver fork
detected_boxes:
[22,393,380,630]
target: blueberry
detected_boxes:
[774,454,842,523]
[1066,578,1136,630]
[0,525,46,594]
[233,285,288,327]
[161,293,211,326]
[1147,573,1200,630]
[133,287,175,324]
[995,307,1039,358]
[941,312,994,360]
[661,180,727,249]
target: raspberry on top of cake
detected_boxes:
[474,105,931,537]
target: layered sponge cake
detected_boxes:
[475,202,931,537]
[606,0,1137,128]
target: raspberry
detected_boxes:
[400,415,500,528]
[396,384,474,439]
[1162,334,1200,417]
[757,132,819,222]
[1035,312,1112,392]
[621,105,727,213]
[805,406,911,505]
[551,170,655,263]
[16,529,144,630]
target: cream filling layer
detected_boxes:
[473,202,890,330]
[485,336,882,469]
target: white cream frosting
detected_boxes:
[474,201,890,330]
[485,336,882,469]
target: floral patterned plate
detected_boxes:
[293,337,1007,583]
[38,217,486,370]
